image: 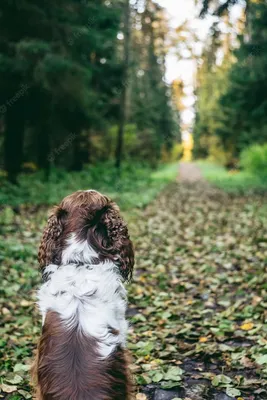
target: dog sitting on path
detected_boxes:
[33,190,134,400]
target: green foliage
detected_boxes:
[198,160,267,194]
[240,143,267,178]
[195,1,267,166]
[0,0,181,180]
[0,162,178,209]
[193,54,233,162]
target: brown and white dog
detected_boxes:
[33,190,134,400]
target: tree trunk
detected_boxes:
[245,0,252,43]
[72,133,84,171]
[72,131,90,171]
[37,124,51,180]
[4,104,25,184]
[115,0,131,169]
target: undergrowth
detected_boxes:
[197,161,267,194]
[0,162,178,210]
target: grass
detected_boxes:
[0,162,178,210]
[197,161,267,194]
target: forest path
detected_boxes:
[129,167,267,400]
[178,162,205,183]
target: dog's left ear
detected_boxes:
[88,203,134,280]
[38,207,68,270]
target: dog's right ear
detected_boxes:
[87,203,135,281]
[38,207,67,270]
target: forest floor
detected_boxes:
[1,163,267,400]
[129,163,267,400]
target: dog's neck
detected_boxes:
[38,256,128,358]
[61,232,100,266]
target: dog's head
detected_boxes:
[38,190,134,280]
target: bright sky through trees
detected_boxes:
[156,0,243,128]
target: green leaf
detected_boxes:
[226,387,241,397]
[152,372,164,383]
[18,390,32,399]
[13,363,31,372]
[6,375,23,384]
[164,366,184,381]
[212,374,232,387]
[161,381,181,389]
[255,354,267,365]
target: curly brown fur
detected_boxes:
[38,190,134,280]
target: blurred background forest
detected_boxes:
[0,0,181,190]
[0,0,267,200]
[194,0,267,190]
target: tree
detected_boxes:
[193,15,234,162]
[217,1,267,155]
[0,0,122,181]
[0,0,182,180]
[115,0,131,169]
[195,0,267,163]
[200,0,245,17]
[129,0,180,164]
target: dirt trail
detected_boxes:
[179,162,204,183]
[129,164,267,400]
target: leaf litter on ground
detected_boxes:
[1,178,267,399]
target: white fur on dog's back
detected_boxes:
[38,262,128,358]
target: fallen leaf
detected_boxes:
[136,394,147,400]
[240,322,254,331]
[226,387,241,397]
[0,383,17,393]
[199,337,208,343]
[212,374,232,387]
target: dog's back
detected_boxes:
[37,313,129,400]
[36,263,131,400]
[34,190,134,400]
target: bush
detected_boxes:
[0,162,178,209]
[197,160,267,194]
[240,144,267,178]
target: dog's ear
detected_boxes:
[38,207,67,269]
[88,203,134,280]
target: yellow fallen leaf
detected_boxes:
[143,330,153,337]
[199,337,208,343]
[136,394,147,400]
[237,398,244,400]
[136,287,143,295]
[20,299,33,307]
[240,322,254,331]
